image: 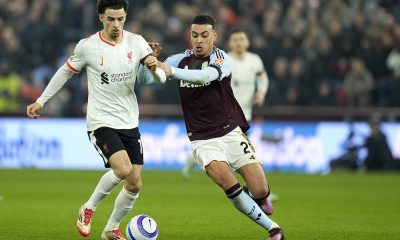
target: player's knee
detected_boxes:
[113,165,132,180]
[125,177,142,193]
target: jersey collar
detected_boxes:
[99,30,124,46]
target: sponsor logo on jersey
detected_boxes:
[100,71,134,84]
[101,72,109,84]
[180,80,210,88]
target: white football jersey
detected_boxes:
[229,52,266,121]
[67,30,152,131]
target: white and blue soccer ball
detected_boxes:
[126,214,158,240]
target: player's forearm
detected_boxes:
[137,65,166,85]
[171,66,219,84]
[36,64,73,107]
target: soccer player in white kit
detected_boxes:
[228,29,268,122]
[26,1,165,239]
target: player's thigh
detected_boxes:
[108,150,132,178]
[88,127,131,170]
[237,163,269,196]
[190,139,228,170]
[118,128,144,165]
[124,164,143,193]
[205,160,238,191]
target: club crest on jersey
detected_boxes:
[127,51,133,64]
[214,58,224,65]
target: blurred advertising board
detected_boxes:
[0,118,399,173]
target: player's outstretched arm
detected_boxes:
[137,64,166,85]
[27,64,74,118]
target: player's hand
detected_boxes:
[144,55,158,71]
[27,102,42,119]
[157,62,172,77]
[254,92,266,107]
[148,42,162,57]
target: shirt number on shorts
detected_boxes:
[240,141,256,160]
[240,142,251,154]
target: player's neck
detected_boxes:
[101,30,123,45]
[231,51,247,60]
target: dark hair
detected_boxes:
[229,28,248,36]
[97,0,129,14]
[191,14,216,29]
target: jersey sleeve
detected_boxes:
[66,39,87,73]
[138,35,153,61]
[255,54,266,74]
[208,49,231,81]
[164,52,186,67]
[254,54,268,93]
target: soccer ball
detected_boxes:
[126,214,158,240]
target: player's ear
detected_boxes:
[244,36,250,49]
[99,14,104,23]
[213,30,217,41]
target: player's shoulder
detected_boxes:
[80,32,100,44]
[123,30,144,40]
[247,51,263,61]
[212,47,229,59]
[169,50,191,60]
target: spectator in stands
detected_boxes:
[343,58,374,107]
[313,79,336,106]
[0,62,22,112]
[2,0,400,116]
[268,57,289,105]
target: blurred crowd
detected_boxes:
[1,0,400,117]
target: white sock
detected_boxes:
[105,187,139,231]
[84,170,121,210]
[182,154,197,176]
[226,184,279,231]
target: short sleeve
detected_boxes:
[66,39,87,73]
[255,55,265,74]
[137,35,153,61]
[209,49,231,80]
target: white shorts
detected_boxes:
[190,127,261,171]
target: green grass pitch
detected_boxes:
[0,169,399,239]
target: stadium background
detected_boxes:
[1,1,400,239]
[1,0,400,171]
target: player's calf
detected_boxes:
[243,185,273,215]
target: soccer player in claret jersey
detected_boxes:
[26,1,165,239]
[155,14,284,240]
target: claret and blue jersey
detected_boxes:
[164,47,249,141]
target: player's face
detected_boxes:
[100,8,126,41]
[229,32,249,54]
[191,24,217,57]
